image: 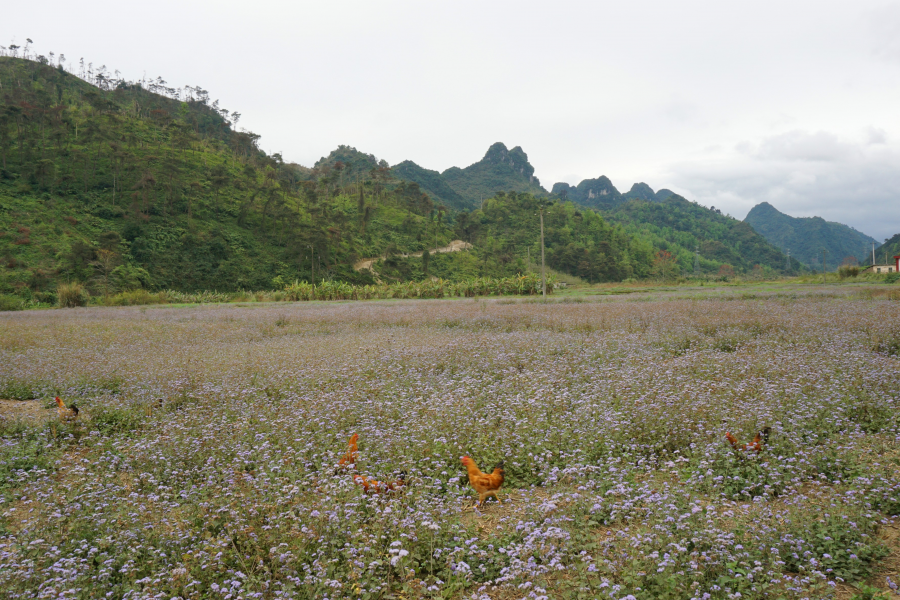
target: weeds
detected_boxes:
[57,281,89,307]
[0,292,898,598]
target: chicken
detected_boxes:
[55,396,79,424]
[353,471,407,495]
[461,456,504,507]
[725,427,771,453]
[336,433,359,471]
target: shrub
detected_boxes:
[57,282,89,308]
[33,291,57,305]
[0,294,24,311]
[105,289,167,306]
[839,266,860,279]
[111,264,153,291]
[0,380,41,400]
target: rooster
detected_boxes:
[461,456,505,507]
[336,433,359,472]
[353,471,407,495]
[725,427,771,453]
[55,396,79,424]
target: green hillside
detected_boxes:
[551,178,795,275]
[439,142,547,204]
[382,190,797,283]
[744,202,877,270]
[0,57,457,299]
[391,160,469,211]
[869,232,900,267]
[389,143,547,211]
[0,54,802,305]
[375,192,655,283]
[607,195,802,275]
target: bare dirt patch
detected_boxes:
[0,399,52,424]
[353,239,473,272]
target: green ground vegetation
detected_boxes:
[0,57,456,299]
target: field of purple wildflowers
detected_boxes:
[1,286,899,600]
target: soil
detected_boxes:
[0,398,53,424]
[353,240,473,272]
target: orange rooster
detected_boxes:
[461,456,505,507]
[55,396,79,424]
[336,433,359,471]
[353,471,407,495]
[725,427,771,453]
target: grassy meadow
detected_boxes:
[1,285,899,599]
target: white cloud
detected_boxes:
[665,129,900,239]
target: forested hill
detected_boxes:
[380,190,797,283]
[0,56,463,296]
[393,142,547,211]
[551,178,798,275]
[0,54,796,301]
[870,232,900,267]
[391,160,469,211]
[744,202,877,270]
[607,194,802,275]
[551,177,675,210]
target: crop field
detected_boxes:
[1,286,899,600]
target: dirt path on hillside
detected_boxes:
[353,240,473,272]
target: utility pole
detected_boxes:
[873,241,876,266]
[540,208,546,298]
[693,247,700,276]
[822,249,827,284]
[786,249,791,272]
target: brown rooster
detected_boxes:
[336,433,359,471]
[725,427,771,453]
[55,396,79,424]
[461,456,505,507]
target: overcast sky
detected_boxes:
[6,0,900,239]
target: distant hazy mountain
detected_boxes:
[551,176,623,210]
[744,202,877,270]
[655,188,675,201]
[552,178,675,208]
[391,142,546,210]
[623,182,656,201]
[440,143,547,204]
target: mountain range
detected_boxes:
[313,143,796,275]
[4,53,887,304]
[743,202,878,270]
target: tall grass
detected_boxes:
[56,281,89,308]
